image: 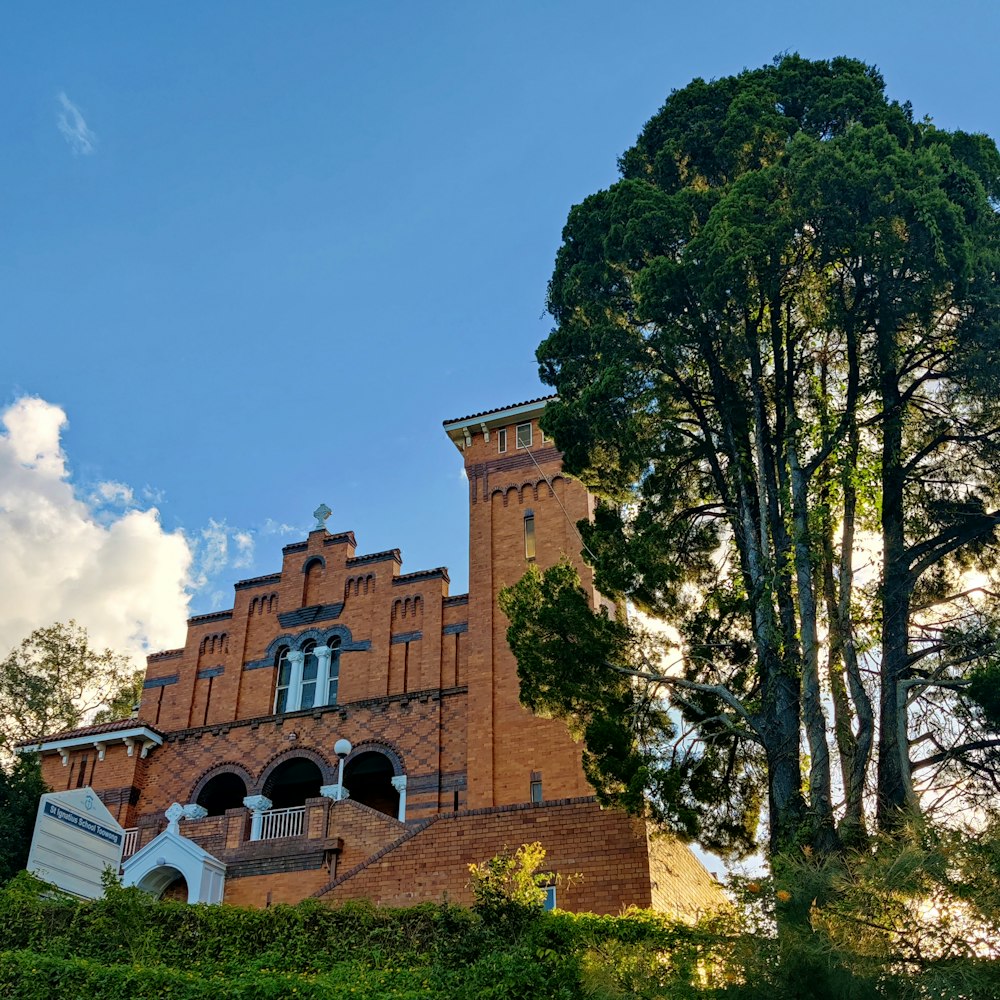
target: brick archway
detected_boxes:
[343,743,404,818]
[257,747,335,798]
[343,740,404,776]
[190,762,254,812]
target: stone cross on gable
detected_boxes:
[313,504,332,531]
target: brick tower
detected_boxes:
[443,396,596,808]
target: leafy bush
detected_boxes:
[468,841,553,923]
[3,827,999,999]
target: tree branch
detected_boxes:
[911,739,1000,773]
[606,660,764,744]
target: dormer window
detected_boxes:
[516,422,532,448]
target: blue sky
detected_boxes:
[2,1,999,659]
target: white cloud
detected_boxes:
[232,531,255,569]
[91,480,135,507]
[56,92,97,156]
[261,518,299,536]
[187,518,259,593]
[197,518,231,578]
[0,397,191,666]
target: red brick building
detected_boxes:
[23,398,722,915]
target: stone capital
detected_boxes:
[242,794,272,814]
[165,802,185,834]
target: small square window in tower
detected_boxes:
[515,422,532,448]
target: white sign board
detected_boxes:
[26,787,125,899]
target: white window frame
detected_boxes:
[327,637,342,705]
[515,422,532,448]
[273,637,342,714]
[300,641,318,709]
[274,647,292,713]
[497,428,507,453]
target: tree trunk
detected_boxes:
[877,317,913,829]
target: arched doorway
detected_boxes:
[135,865,189,901]
[343,751,399,818]
[263,756,323,808]
[122,831,226,904]
[195,772,248,816]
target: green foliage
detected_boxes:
[0,621,137,757]
[704,819,1000,1000]
[500,562,763,857]
[967,658,1000,728]
[0,950,435,1000]
[92,669,145,725]
[534,51,1000,858]
[0,873,710,1000]
[1,844,999,999]
[0,754,47,885]
[468,841,553,926]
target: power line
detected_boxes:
[518,443,599,565]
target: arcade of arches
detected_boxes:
[193,750,405,821]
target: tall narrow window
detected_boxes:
[300,641,318,709]
[497,428,507,453]
[515,422,532,448]
[327,637,341,705]
[274,647,291,713]
[530,779,543,803]
[524,510,536,561]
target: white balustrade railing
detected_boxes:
[122,828,140,859]
[259,806,305,840]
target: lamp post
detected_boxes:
[333,738,352,801]
[320,738,353,802]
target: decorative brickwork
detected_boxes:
[27,398,724,918]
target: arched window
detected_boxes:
[300,641,318,710]
[274,647,292,713]
[272,635,344,714]
[302,557,324,606]
[327,637,341,705]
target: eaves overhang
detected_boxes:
[443,396,555,450]
[17,724,164,761]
